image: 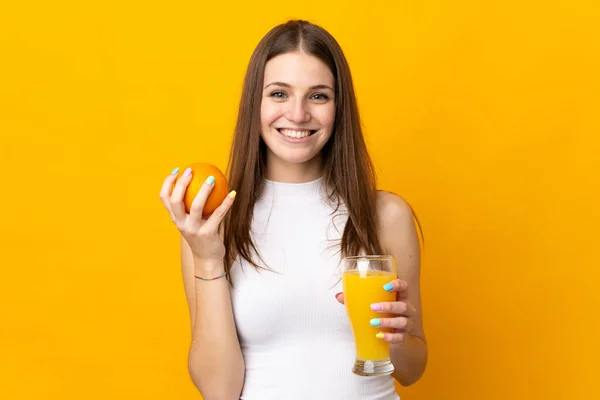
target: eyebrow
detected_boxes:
[264,81,334,91]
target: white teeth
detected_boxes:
[279,129,312,138]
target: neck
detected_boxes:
[265,152,324,183]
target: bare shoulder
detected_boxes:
[376,191,415,225]
[375,190,421,260]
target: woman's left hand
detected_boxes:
[335,279,417,344]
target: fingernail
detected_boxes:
[370,318,381,327]
[370,303,382,311]
[206,175,215,185]
[171,167,179,175]
[383,283,393,292]
[183,167,192,176]
[335,292,343,298]
[228,190,237,199]
[375,332,385,339]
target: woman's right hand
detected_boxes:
[159,167,236,264]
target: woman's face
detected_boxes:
[260,51,336,172]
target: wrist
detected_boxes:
[193,257,225,275]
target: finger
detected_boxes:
[170,167,193,220]
[201,190,237,233]
[370,316,410,331]
[407,301,417,316]
[370,300,412,316]
[376,332,405,344]
[335,292,345,304]
[188,175,218,225]
[159,167,181,219]
[383,279,408,293]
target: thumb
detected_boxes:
[335,292,345,304]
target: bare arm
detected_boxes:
[377,191,428,386]
[181,237,245,399]
[160,167,244,399]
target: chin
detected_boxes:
[271,149,320,165]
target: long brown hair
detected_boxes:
[224,19,392,280]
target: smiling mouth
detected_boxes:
[276,128,318,139]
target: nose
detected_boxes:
[285,98,311,124]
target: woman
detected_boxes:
[160,19,427,400]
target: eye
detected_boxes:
[269,91,287,99]
[311,93,330,101]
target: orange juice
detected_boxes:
[343,270,396,361]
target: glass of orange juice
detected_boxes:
[342,255,397,376]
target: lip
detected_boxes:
[275,127,318,143]
[276,127,318,131]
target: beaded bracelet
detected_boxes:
[194,272,227,281]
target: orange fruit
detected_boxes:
[174,162,229,217]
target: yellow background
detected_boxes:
[1,1,598,399]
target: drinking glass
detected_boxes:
[342,255,397,376]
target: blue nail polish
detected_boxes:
[206,175,215,185]
[370,318,381,327]
[383,283,393,292]
[171,167,179,175]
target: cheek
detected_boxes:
[261,101,281,126]
[316,104,336,129]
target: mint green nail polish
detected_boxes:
[171,167,179,175]
[206,175,215,185]
[370,318,381,327]
[383,283,393,292]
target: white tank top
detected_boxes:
[230,177,399,400]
